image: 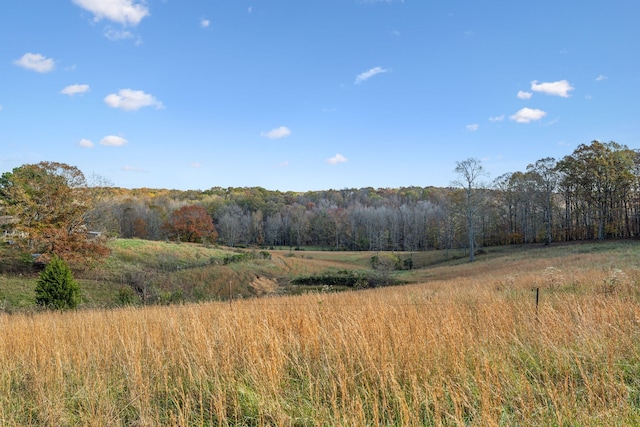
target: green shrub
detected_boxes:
[403,255,414,270]
[222,251,267,265]
[116,287,138,306]
[370,253,402,271]
[292,270,370,288]
[34,256,80,310]
[223,253,249,265]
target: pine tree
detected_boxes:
[35,256,80,309]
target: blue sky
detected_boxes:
[2,1,639,191]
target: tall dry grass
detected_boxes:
[0,256,639,425]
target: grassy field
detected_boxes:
[2,239,450,309]
[0,241,639,424]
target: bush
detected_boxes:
[403,255,414,270]
[116,287,138,306]
[34,255,80,310]
[223,253,249,265]
[292,270,370,288]
[370,253,402,271]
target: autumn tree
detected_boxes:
[288,205,310,249]
[328,207,348,249]
[492,173,518,244]
[163,204,217,243]
[558,141,635,240]
[508,171,538,243]
[527,158,560,244]
[632,150,640,236]
[0,162,108,262]
[305,209,330,249]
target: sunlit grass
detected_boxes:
[0,243,639,425]
[106,238,231,269]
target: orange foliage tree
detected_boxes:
[163,205,217,243]
[0,162,109,263]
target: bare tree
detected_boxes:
[264,212,283,247]
[216,203,245,247]
[453,158,487,262]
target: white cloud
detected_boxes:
[72,0,149,26]
[489,115,504,122]
[261,126,292,139]
[530,80,574,97]
[596,74,607,81]
[466,124,479,132]
[100,135,128,146]
[278,161,289,167]
[191,162,202,168]
[355,66,389,84]
[517,90,532,100]
[61,84,90,96]
[13,53,55,73]
[79,138,94,148]
[0,105,3,112]
[104,89,164,111]
[200,18,210,28]
[509,107,547,123]
[248,6,253,13]
[104,27,135,41]
[326,154,348,165]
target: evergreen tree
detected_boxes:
[35,256,80,309]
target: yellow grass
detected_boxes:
[1,247,640,425]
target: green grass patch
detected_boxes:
[0,274,36,311]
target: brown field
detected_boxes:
[1,242,640,425]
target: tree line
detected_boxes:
[87,140,640,250]
[2,140,640,263]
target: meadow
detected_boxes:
[0,242,640,425]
